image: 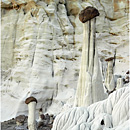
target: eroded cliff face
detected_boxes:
[1,0,129,121]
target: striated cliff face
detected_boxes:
[1,0,129,121]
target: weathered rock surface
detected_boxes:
[75,15,107,107]
[52,87,130,130]
[1,0,129,122]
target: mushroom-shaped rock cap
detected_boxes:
[105,57,114,61]
[79,6,99,23]
[126,70,129,74]
[25,96,37,104]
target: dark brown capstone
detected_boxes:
[79,6,99,23]
[25,96,37,104]
[126,70,129,74]
[105,57,114,62]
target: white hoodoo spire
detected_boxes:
[25,96,37,130]
[74,6,107,107]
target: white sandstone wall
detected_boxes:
[1,0,129,121]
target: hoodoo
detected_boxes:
[74,6,106,107]
[104,57,115,94]
[25,96,37,130]
[116,78,123,89]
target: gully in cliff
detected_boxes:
[25,96,37,130]
[74,6,106,107]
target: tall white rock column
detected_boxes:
[25,97,37,130]
[116,78,123,89]
[104,57,115,94]
[74,6,107,107]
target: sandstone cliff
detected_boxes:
[1,0,129,121]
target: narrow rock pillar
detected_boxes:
[74,6,106,107]
[104,57,115,94]
[25,97,37,130]
[116,78,123,89]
